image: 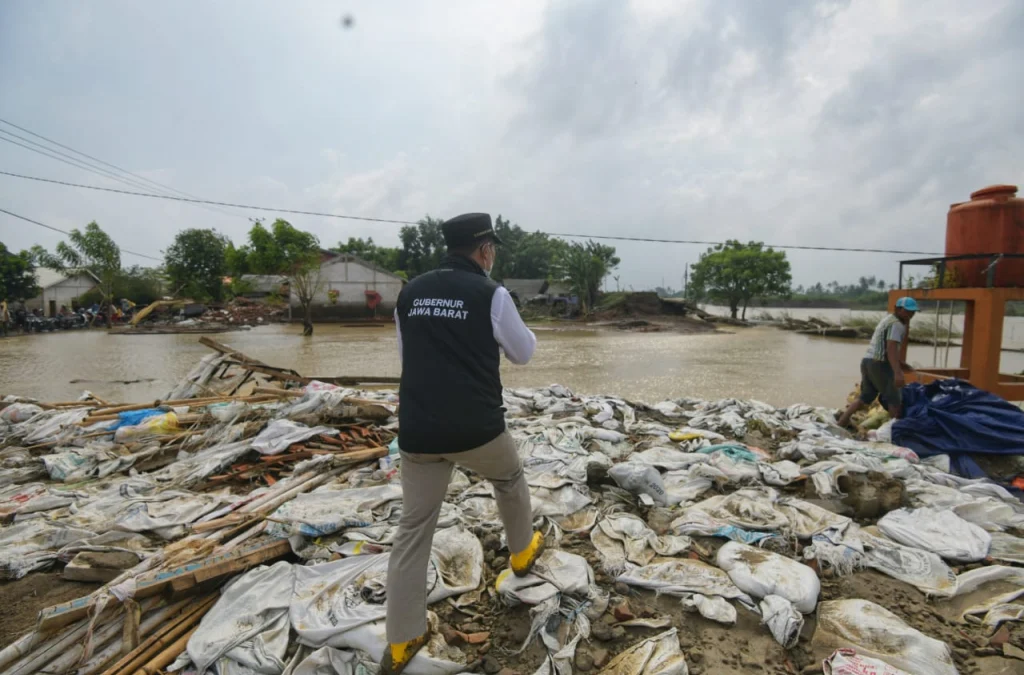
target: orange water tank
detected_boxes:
[945,185,1024,287]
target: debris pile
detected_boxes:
[0,339,1022,674]
[200,297,287,327]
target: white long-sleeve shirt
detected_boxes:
[395,286,537,365]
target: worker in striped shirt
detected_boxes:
[836,297,917,429]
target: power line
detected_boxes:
[0,169,943,256]
[548,233,943,256]
[0,169,416,224]
[0,131,176,196]
[0,118,248,220]
[0,207,163,262]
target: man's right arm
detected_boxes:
[491,287,537,365]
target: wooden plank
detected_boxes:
[37,538,290,632]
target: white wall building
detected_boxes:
[290,254,404,320]
[25,269,100,316]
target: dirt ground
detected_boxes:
[0,572,100,649]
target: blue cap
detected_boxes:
[896,297,919,312]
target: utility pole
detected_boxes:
[683,264,689,298]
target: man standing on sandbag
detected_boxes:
[836,297,917,429]
[383,213,544,674]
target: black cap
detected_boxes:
[442,213,504,248]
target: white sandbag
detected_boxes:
[716,542,820,614]
[530,484,593,517]
[813,599,957,675]
[670,489,789,536]
[0,402,43,423]
[266,484,403,538]
[775,498,851,539]
[497,549,596,606]
[878,507,991,562]
[661,470,714,504]
[292,646,375,675]
[952,499,1024,532]
[187,561,295,675]
[759,460,803,486]
[681,594,737,625]
[759,594,803,648]
[608,463,668,506]
[291,528,482,649]
[0,519,96,579]
[597,628,688,675]
[630,447,709,471]
[590,513,691,572]
[20,407,90,445]
[857,530,957,596]
[823,649,913,675]
[987,531,1024,564]
[616,558,754,608]
[251,419,340,455]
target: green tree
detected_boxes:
[552,240,620,315]
[232,219,321,275]
[490,216,566,281]
[397,216,447,278]
[334,237,403,275]
[164,228,229,300]
[0,242,40,302]
[39,222,122,327]
[689,240,792,319]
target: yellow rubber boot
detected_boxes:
[510,531,546,577]
[380,633,428,675]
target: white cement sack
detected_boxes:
[608,463,668,506]
[759,460,803,486]
[823,649,913,675]
[878,507,991,562]
[716,542,820,614]
[987,531,1024,565]
[813,599,957,675]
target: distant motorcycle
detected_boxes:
[24,315,56,332]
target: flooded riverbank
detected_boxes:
[3,323,1023,407]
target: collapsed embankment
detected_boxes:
[0,339,1022,674]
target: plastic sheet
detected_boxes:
[187,561,295,674]
[894,379,1024,479]
[114,412,179,442]
[251,419,340,456]
[267,484,403,538]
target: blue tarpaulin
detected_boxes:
[112,408,166,429]
[892,379,1024,479]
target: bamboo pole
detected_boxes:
[130,625,198,675]
[100,595,215,675]
[80,599,192,675]
[7,597,160,675]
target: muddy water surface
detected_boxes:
[1,324,1022,407]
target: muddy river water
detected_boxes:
[2,314,1022,407]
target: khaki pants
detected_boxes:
[385,431,533,643]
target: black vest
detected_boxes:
[397,255,505,453]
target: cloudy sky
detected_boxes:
[1,0,1021,290]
